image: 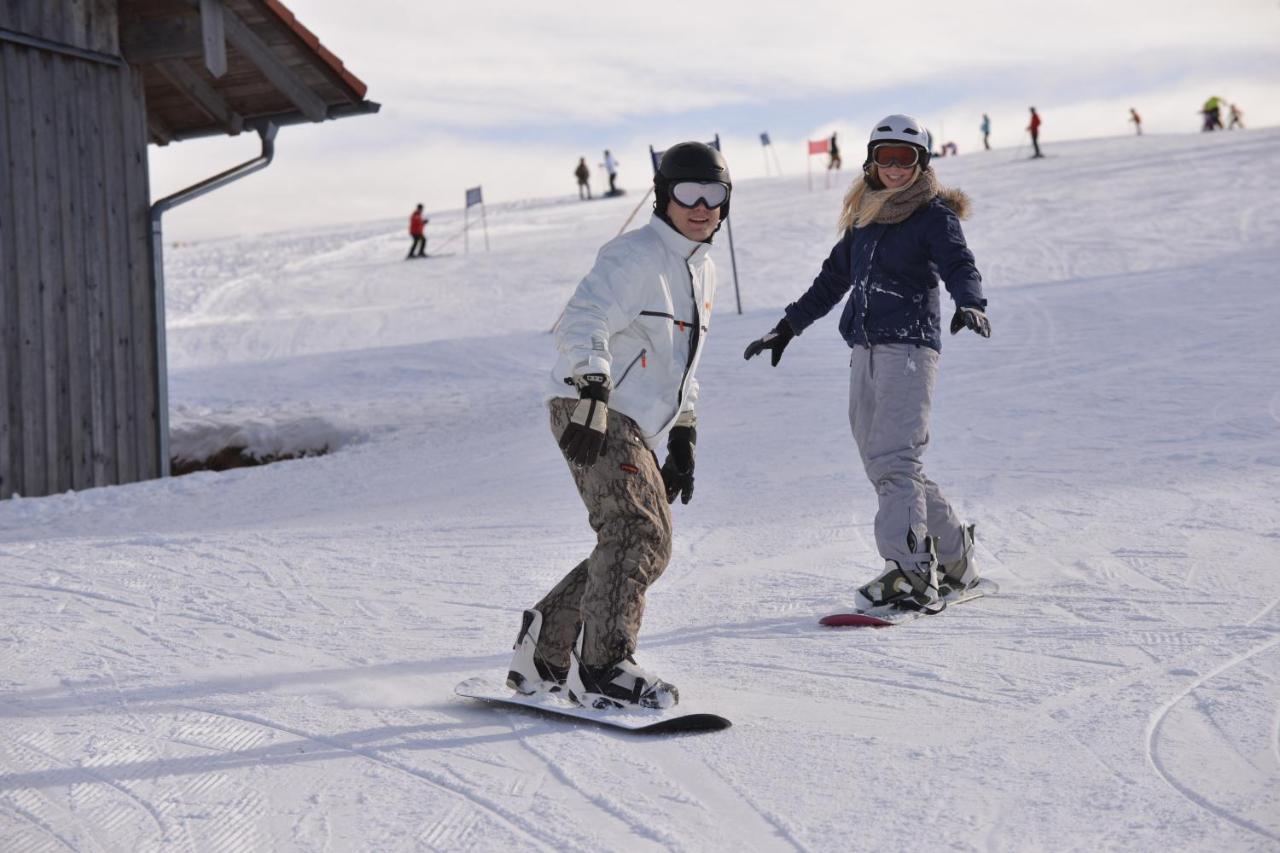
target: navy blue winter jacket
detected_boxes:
[784,189,985,352]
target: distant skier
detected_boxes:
[406,204,427,259]
[828,132,842,170]
[1027,106,1043,158]
[574,157,591,200]
[980,113,991,150]
[1202,97,1224,132]
[744,114,990,615]
[1129,107,1142,135]
[1228,103,1244,130]
[602,149,620,194]
[507,141,732,710]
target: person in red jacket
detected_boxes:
[407,204,428,259]
[1027,107,1043,159]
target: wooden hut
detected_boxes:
[0,0,378,499]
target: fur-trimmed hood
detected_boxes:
[937,185,971,220]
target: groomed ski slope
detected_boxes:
[3,128,1279,851]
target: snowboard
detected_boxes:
[454,675,731,734]
[820,578,999,627]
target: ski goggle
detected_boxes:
[872,144,920,169]
[669,181,730,209]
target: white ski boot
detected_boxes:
[853,533,941,613]
[566,630,678,710]
[506,609,568,695]
[938,524,979,595]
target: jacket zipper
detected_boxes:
[675,262,701,412]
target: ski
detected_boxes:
[820,578,999,627]
[454,676,731,734]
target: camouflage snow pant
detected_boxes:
[534,398,673,668]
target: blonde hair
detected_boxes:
[836,165,922,233]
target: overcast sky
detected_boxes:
[150,0,1280,241]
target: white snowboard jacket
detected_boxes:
[547,215,717,449]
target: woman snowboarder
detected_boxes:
[744,115,990,615]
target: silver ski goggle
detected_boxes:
[669,181,730,209]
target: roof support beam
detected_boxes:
[148,113,174,146]
[219,4,328,121]
[157,59,244,134]
[199,0,227,77]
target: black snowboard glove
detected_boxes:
[558,373,610,467]
[743,318,796,366]
[950,305,991,338]
[660,426,696,505]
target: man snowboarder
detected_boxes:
[406,204,427,259]
[1129,108,1142,135]
[574,157,591,200]
[602,149,620,195]
[1027,107,1043,158]
[980,113,991,150]
[507,142,732,711]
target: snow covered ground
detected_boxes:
[3,128,1279,851]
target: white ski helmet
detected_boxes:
[864,114,932,174]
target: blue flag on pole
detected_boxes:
[465,186,483,208]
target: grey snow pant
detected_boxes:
[849,344,964,566]
[535,398,673,668]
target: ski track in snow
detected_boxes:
[1144,635,1280,845]
[3,129,1280,850]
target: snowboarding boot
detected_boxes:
[938,524,979,595]
[506,609,568,695]
[566,630,679,711]
[853,533,942,613]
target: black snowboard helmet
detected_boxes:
[654,141,732,235]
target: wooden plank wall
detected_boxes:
[1,0,121,56]
[0,40,159,499]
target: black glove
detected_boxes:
[558,374,610,467]
[950,306,991,338]
[660,426,696,505]
[743,318,796,366]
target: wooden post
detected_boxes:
[199,0,227,78]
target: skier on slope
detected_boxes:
[602,149,620,194]
[574,157,592,200]
[743,114,990,615]
[507,142,731,710]
[1027,106,1043,158]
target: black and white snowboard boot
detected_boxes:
[853,533,942,613]
[506,609,568,695]
[938,524,979,595]
[565,631,679,711]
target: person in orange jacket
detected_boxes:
[407,204,428,259]
[1028,107,1043,158]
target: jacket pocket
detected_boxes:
[614,348,647,389]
